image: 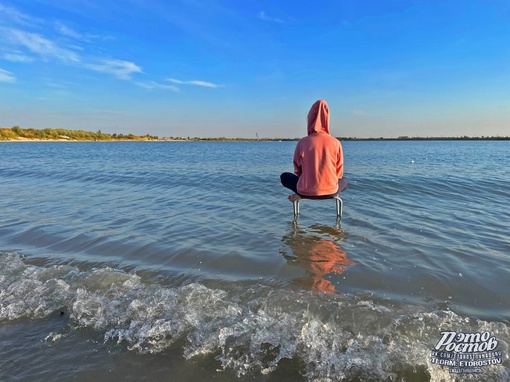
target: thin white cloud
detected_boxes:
[135,80,180,92]
[54,21,103,42]
[2,52,34,62]
[54,21,83,39]
[167,78,219,88]
[87,59,142,80]
[0,68,16,82]
[4,28,80,62]
[0,3,38,26]
[0,4,143,82]
[258,11,284,24]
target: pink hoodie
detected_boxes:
[293,100,344,196]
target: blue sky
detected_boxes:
[1,0,509,138]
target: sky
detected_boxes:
[0,0,509,138]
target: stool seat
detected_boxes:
[292,195,343,218]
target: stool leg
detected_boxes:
[293,199,300,215]
[336,197,343,218]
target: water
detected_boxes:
[0,140,509,381]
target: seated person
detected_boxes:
[281,99,347,201]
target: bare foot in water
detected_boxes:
[288,194,301,202]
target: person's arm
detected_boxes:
[336,143,344,178]
[293,143,302,176]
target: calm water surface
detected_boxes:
[0,140,509,381]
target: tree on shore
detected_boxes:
[0,126,160,141]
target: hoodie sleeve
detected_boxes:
[293,141,302,176]
[336,142,344,178]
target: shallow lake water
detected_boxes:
[1,140,509,381]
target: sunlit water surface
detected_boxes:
[1,140,509,381]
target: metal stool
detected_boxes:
[292,195,343,219]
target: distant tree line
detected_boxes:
[337,136,509,141]
[1,125,507,142]
[0,126,159,141]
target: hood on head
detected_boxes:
[307,100,330,135]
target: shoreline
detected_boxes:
[2,127,509,142]
[1,137,509,142]
[0,137,183,142]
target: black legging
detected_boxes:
[280,172,348,197]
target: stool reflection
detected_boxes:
[281,222,355,293]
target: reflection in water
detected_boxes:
[281,220,355,293]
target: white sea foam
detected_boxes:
[1,251,509,381]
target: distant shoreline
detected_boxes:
[1,126,509,142]
[0,137,182,142]
[1,137,509,142]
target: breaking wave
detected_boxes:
[1,251,509,381]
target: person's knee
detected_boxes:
[338,177,348,192]
[281,172,293,183]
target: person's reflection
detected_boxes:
[281,222,355,293]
